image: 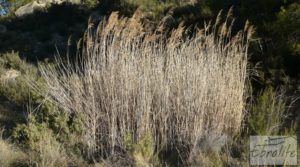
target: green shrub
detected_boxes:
[13,115,69,167]
[12,107,86,166]
[248,87,287,135]
[84,0,98,7]
[125,131,153,158]
[0,51,23,70]
[0,52,84,165]
[16,97,83,160]
[269,3,300,55]
[124,131,156,166]
[0,130,28,167]
[0,52,39,105]
[124,0,191,20]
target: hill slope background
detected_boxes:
[0,0,299,166]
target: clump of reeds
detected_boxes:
[34,10,252,161]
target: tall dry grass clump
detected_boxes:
[34,11,252,160]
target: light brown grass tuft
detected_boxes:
[33,12,251,160]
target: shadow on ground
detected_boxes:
[0,3,98,62]
[0,96,25,137]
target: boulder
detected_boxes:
[15,1,46,17]
[38,0,81,4]
[14,0,84,18]
[40,0,64,4]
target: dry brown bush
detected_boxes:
[33,11,252,161]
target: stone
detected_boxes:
[15,1,46,17]
[14,0,85,18]
[38,0,81,4]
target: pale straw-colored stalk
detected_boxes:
[35,11,251,158]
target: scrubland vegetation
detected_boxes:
[0,0,299,166]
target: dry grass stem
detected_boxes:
[33,11,251,159]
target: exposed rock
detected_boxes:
[0,69,21,81]
[38,0,64,4]
[14,0,83,17]
[38,0,81,4]
[0,24,6,33]
[67,0,82,4]
[15,1,46,17]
